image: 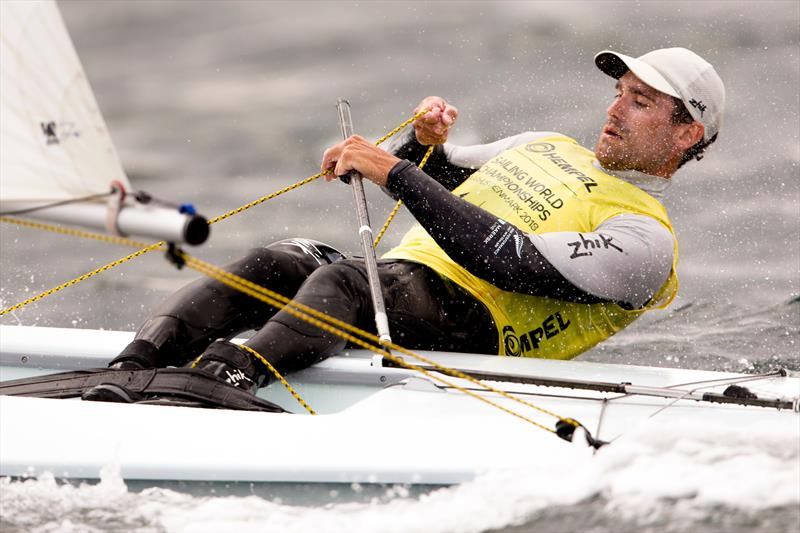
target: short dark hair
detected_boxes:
[671,98,717,169]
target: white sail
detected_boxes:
[0,0,208,244]
[0,0,130,207]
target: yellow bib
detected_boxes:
[384,135,679,359]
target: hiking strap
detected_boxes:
[0,368,286,412]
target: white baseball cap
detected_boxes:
[594,47,725,141]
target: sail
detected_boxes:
[0,0,130,208]
[0,1,208,245]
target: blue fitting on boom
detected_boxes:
[179,203,196,215]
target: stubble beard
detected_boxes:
[595,137,630,171]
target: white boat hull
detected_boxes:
[1,325,798,485]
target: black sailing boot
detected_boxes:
[107,339,161,369]
[83,339,271,404]
[81,339,160,402]
[190,339,270,394]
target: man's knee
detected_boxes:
[270,260,372,338]
[266,239,346,266]
[230,245,289,278]
[228,239,346,280]
[303,260,368,296]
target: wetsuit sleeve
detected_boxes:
[527,215,675,309]
[383,128,471,191]
[384,129,560,191]
[386,161,674,308]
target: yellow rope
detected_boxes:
[372,200,403,249]
[416,142,436,169]
[238,345,316,415]
[208,170,329,225]
[373,108,429,146]
[188,341,317,415]
[179,251,574,433]
[0,241,165,317]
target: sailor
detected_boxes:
[89,47,725,400]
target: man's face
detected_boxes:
[595,71,683,176]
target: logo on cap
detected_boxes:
[688,98,706,117]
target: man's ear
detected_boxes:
[677,121,705,150]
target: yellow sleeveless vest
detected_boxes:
[383,135,679,359]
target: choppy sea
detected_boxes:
[1,1,798,532]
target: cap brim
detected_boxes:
[594,50,680,99]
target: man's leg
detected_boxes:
[85,258,496,403]
[239,259,377,374]
[234,259,498,378]
[111,239,344,369]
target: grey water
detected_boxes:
[0,1,798,532]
